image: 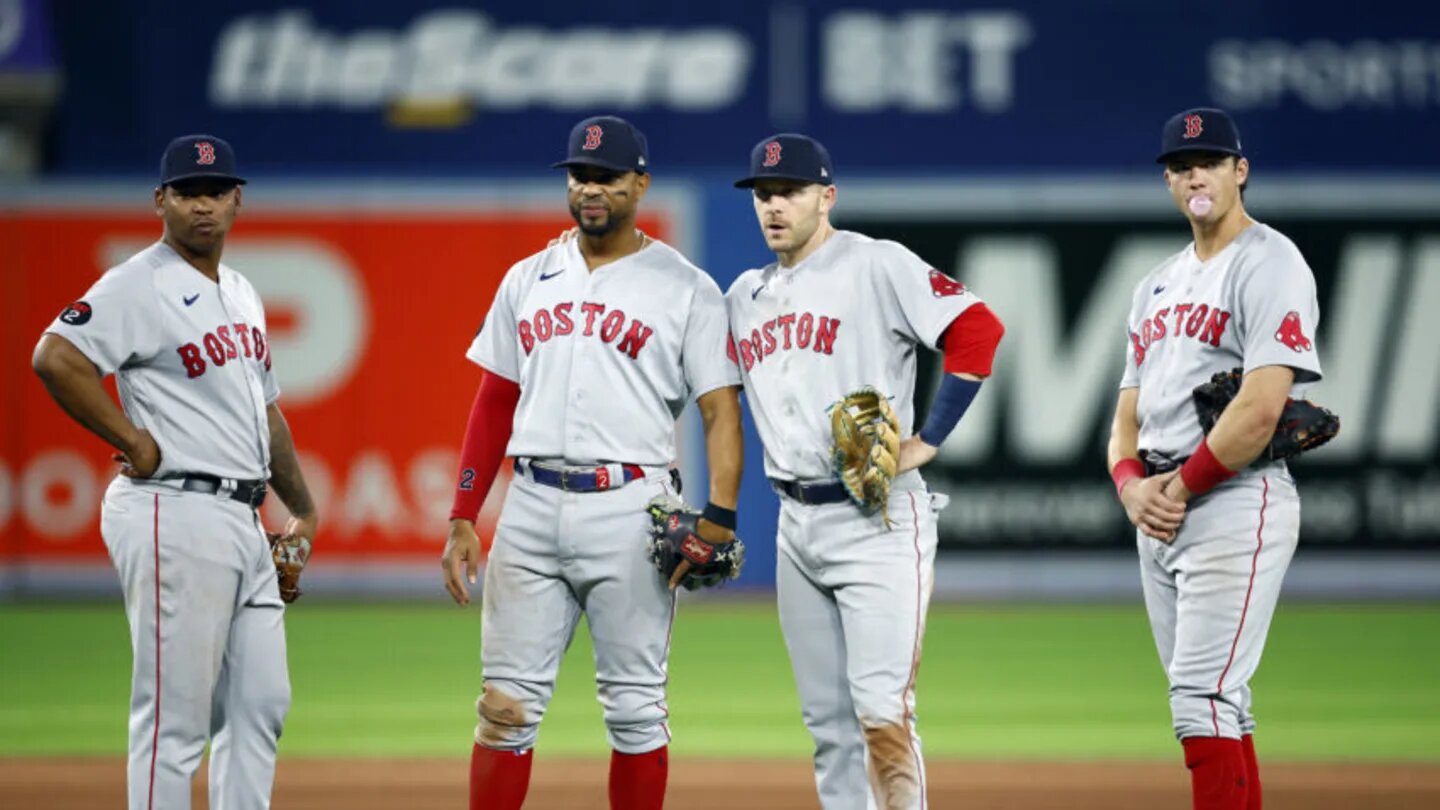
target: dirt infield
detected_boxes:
[4,757,1440,809]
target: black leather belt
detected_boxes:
[1140,450,1189,477]
[179,474,268,508]
[770,478,850,505]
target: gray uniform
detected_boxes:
[466,238,737,755]
[45,241,290,810]
[1121,222,1322,740]
[727,230,982,810]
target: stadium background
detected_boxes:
[1,1,1437,807]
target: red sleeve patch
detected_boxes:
[928,269,966,298]
[1274,311,1313,352]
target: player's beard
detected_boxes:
[569,201,623,237]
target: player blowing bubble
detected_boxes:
[727,134,1003,810]
[443,115,743,810]
[1108,108,1327,810]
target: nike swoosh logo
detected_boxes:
[183,293,200,306]
[1152,285,1166,295]
[539,269,565,281]
[751,286,763,300]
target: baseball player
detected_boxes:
[726,134,1004,810]
[1107,108,1324,810]
[440,115,743,810]
[30,135,318,810]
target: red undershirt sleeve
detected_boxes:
[941,303,1004,376]
[449,372,521,523]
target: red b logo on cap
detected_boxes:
[583,125,603,151]
[1183,114,1203,140]
[194,142,216,165]
[763,141,782,167]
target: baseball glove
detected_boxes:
[829,387,901,524]
[1192,368,1340,461]
[646,495,745,591]
[266,531,312,603]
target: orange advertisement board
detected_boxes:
[1,195,674,562]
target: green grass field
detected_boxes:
[2,601,1437,761]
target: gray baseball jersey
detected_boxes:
[725,229,982,481]
[1121,222,1323,457]
[45,241,278,480]
[467,237,738,464]
[45,238,291,810]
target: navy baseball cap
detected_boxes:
[159,134,246,186]
[553,115,649,174]
[1156,108,1243,164]
[735,133,834,188]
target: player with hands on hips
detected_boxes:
[31,135,318,810]
[726,134,1004,810]
[1107,108,1334,810]
[441,115,742,810]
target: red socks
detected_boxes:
[1241,735,1262,809]
[470,743,533,810]
[608,746,668,810]
[1182,736,1248,810]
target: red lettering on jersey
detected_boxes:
[177,343,207,377]
[534,309,554,342]
[761,320,778,356]
[617,320,654,359]
[599,310,626,343]
[928,269,966,298]
[1151,307,1170,341]
[203,332,227,366]
[796,313,814,349]
[726,333,739,365]
[1184,304,1209,338]
[1275,311,1313,352]
[1183,114,1203,139]
[1199,308,1232,347]
[775,313,796,349]
[737,337,756,370]
[518,319,535,354]
[553,302,575,335]
[252,328,269,371]
[594,467,611,490]
[1137,301,1232,357]
[233,322,253,357]
[748,329,764,364]
[1171,303,1194,334]
[763,141,782,167]
[581,302,605,336]
[216,325,239,359]
[813,316,840,354]
[583,125,603,151]
[195,141,217,165]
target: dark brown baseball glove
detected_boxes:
[645,495,744,591]
[1192,368,1340,461]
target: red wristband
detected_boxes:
[1179,438,1237,497]
[1111,458,1144,499]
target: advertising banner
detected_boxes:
[0,187,686,565]
[42,0,1440,174]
